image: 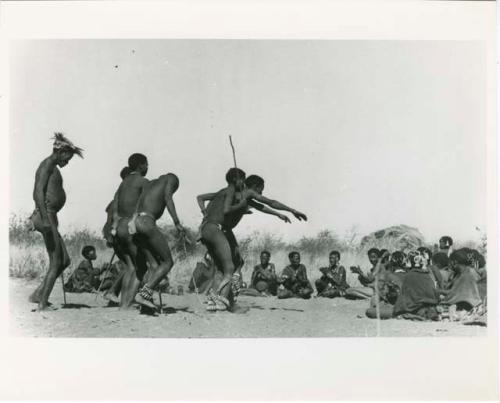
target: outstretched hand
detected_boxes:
[278,214,291,224]
[292,211,308,221]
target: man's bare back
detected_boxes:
[135,173,180,221]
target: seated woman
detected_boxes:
[315,250,349,298]
[344,248,381,300]
[440,249,482,320]
[363,251,404,320]
[418,246,444,290]
[393,250,440,321]
[468,248,487,303]
[277,251,313,299]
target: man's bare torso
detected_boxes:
[34,159,66,213]
[117,174,148,218]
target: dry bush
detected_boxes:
[9,213,486,290]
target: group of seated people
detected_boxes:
[347,236,487,322]
[68,235,487,323]
[189,235,487,323]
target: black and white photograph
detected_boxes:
[0,0,497,401]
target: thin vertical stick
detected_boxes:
[158,291,163,314]
[229,135,238,169]
[60,273,67,306]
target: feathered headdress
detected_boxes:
[52,132,84,158]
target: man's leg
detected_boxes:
[201,224,234,309]
[315,278,327,295]
[117,220,142,309]
[135,218,173,309]
[37,215,69,310]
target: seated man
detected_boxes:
[249,250,278,296]
[315,250,349,298]
[277,251,313,299]
[344,248,381,300]
[188,252,216,294]
[431,235,453,268]
[65,245,100,293]
[393,250,440,321]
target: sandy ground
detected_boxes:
[9,278,486,338]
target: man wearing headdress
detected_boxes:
[28,133,83,311]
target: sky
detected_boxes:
[9,40,487,244]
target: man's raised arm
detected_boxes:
[248,200,291,223]
[246,190,307,221]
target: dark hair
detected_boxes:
[471,249,486,268]
[417,246,433,263]
[225,168,246,184]
[449,249,469,266]
[440,236,453,247]
[261,250,271,257]
[391,251,406,265]
[329,250,341,259]
[245,175,265,189]
[120,166,132,179]
[81,245,96,258]
[367,248,380,257]
[288,251,300,260]
[128,153,148,170]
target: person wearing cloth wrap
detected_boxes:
[197,170,307,311]
[101,166,132,303]
[109,153,149,308]
[130,173,185,311]
[29,133,83,311]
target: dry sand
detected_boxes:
[9,278,486,338]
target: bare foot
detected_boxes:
[135,294,158,311]
[28,292,41,303]
[36,304,58,312]
[103,292,120,304]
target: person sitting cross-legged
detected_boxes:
[65,245,100,293]
[315,250,349,298]
[250,250,278,296]
[277,251,313,299]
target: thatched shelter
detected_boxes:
[360,225,425,253]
